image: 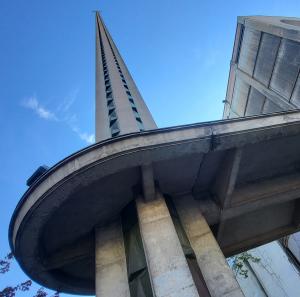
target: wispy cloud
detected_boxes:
[71,126,95,144]
[21,92,95,145]
[22,96,58,121]
[57,88,79,113]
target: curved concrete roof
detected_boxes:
[9,110,300,294]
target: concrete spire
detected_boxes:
[95,12,157,142]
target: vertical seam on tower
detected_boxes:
[268,37,282,89]
[260,95,267,114]
[289,56,300,102]
[243,85,252,116]
[252,31,263,78]
[101,22,145,131]
[235,24,244,64]
[97,16,120,137]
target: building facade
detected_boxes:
[225,16,300,297]
[224,16,300,118]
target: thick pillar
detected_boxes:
[95,221,130,297]
[136,192,200,297]
[174,195,244,297]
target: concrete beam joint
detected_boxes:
[141,163,156,202]
[214,148,243,208]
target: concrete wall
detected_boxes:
[286,232,300,263]
[224,17,300,119]
[231,241,300,297]
[225,16,300,297]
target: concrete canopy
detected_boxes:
[9,110,300,295]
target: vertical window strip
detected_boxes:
[236,25,244,64]
[97,20,120,137]
[102,27,145,131]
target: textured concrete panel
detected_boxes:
[229,110,239,118]
[154,154,204,195]
[270,39,300,99]
[236,68,294,111]
[231,78,250,116]
[95,221,130,297]
[245,87,265,116]
[220,201,294,248]
[174,195,244,297]
[253,33,281,86]
[236,134,300,185]
[224,17,300,119]
[238,16,300,44]
[290,75,300,106]
[238,28,261,75]
[262,99,282,114]
[136,194,199,297]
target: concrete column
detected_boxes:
[136,192,200,297]
[174,195,244,297]
[95,220,130,297]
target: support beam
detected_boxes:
[174,195,244,297]
[222,225,295,257]
[95,221,130,297]
[236,67,296,111]
[230,172,300,207]
[175,170,300,226]
[136,192,199,297]
[141,163,156,201]
[213,148,242,208]
[214,148,242,240]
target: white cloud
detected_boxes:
[57,89,78,112]
[71,126,95,145]
[78,132,95,144]
[22,96,58,121]
[21,93,95,145]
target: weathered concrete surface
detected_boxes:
[224,16,300,119]
[141,163,156,201]
[213,148,242,208]
[10,110,300,294]
[238,16,300,43]
[136,192,199,297]
[95,221,130,297]
[174,195,244,297]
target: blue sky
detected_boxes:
[1,0,300,296]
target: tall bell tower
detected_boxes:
[95,12,156,141]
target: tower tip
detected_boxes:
[92,10,101,17]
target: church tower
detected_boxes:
[95,12,157,141]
